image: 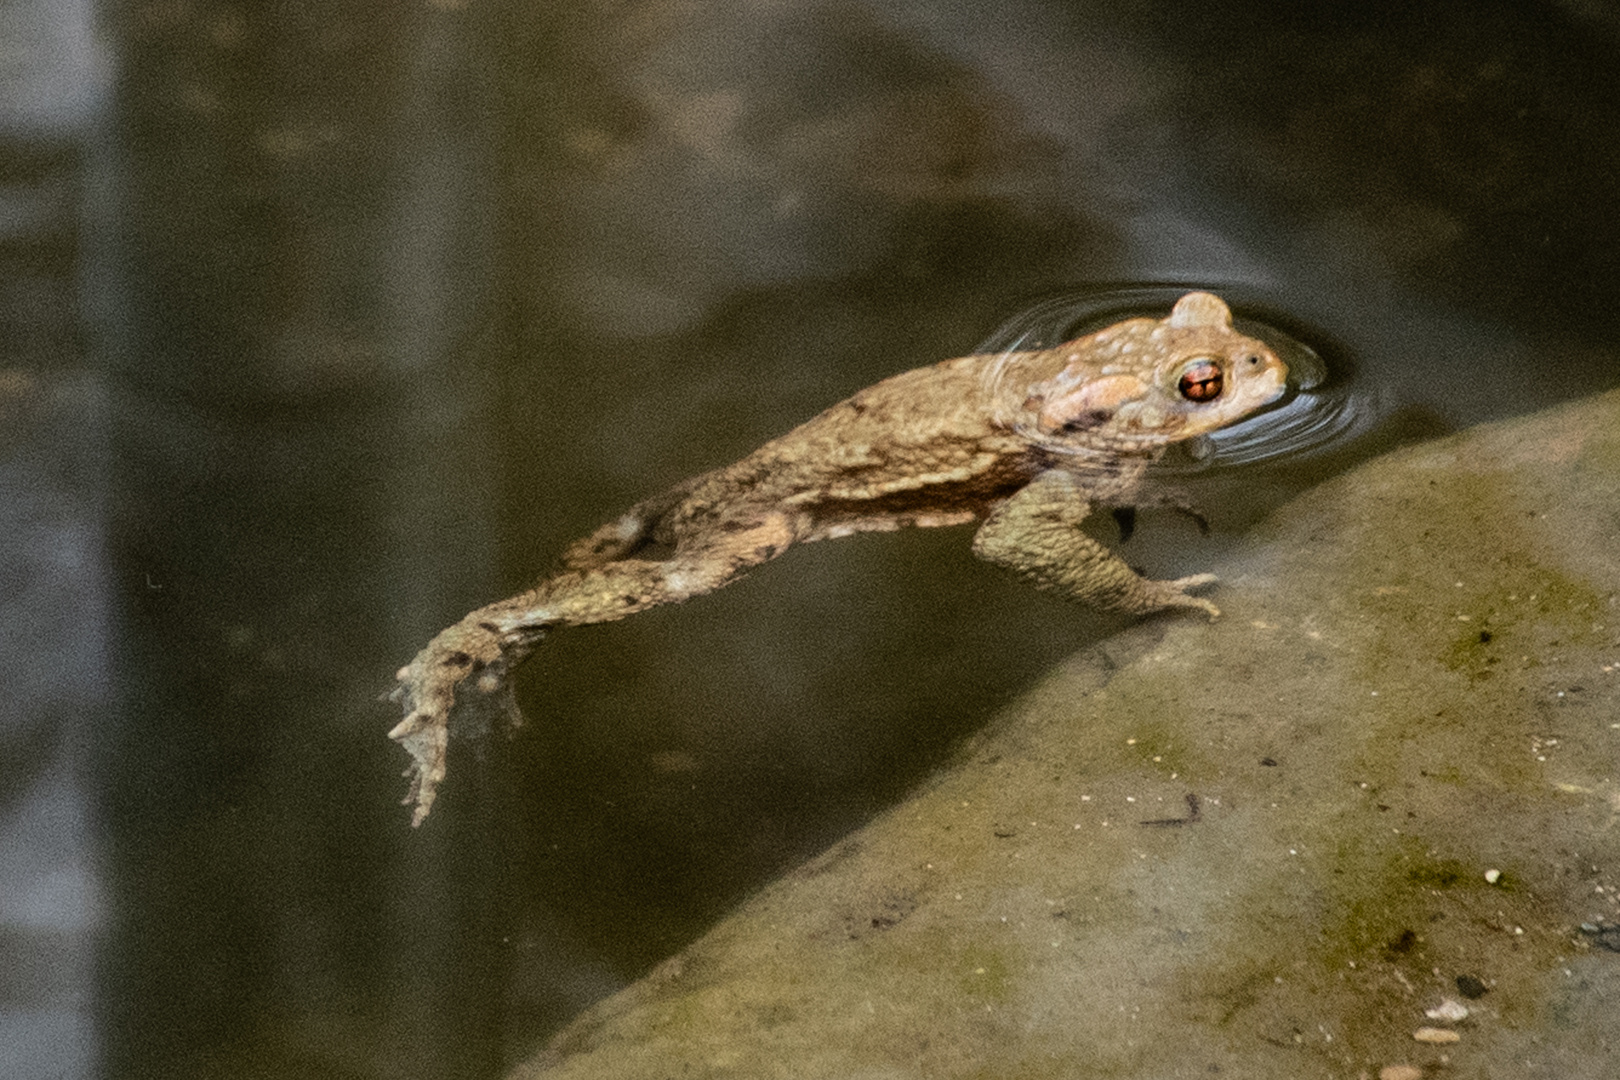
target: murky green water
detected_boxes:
[4,2,1620,1077]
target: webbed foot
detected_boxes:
[387,617,537,826]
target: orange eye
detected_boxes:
[1178,360,1223,402]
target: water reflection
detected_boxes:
[95,4,509,1079]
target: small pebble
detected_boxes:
[1380,1066,1423,1080]
[1484,868,1501,884]
[1413,1027,1461,1044]
[1425,998,1469,1022]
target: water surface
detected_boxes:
[4,1,1620,1076]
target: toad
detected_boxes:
[389,291,1288,823]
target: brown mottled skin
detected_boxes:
[389,292,1288,824]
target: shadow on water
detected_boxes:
[2,0,1618,1077]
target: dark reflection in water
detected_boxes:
[2,0,1618,1077]
[98,4,510,1078]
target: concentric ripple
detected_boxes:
[977,285,1382,472]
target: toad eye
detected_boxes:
[1177,359,1223,402]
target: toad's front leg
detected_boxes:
[970,469,1220,618]
[390,512,798,825]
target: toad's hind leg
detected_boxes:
[557,476,703,570]
[389,513,797,825]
